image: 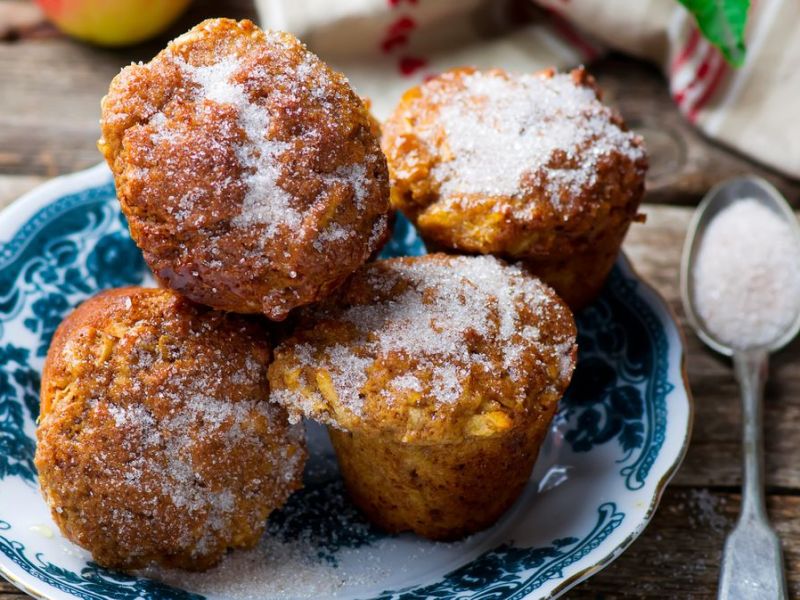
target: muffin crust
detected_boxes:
[35,288,306,570]
[382,67,647,308]
[268,254,576,539]
[269,254,576,442]
[99,19,390,320]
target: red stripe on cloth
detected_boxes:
[398,56,427,76]
[381,16,416,53]
[687,53,728,122]
[670,27,701,74]
[672,42,715,107]
[387,15,416,36]
[545,9,600,61]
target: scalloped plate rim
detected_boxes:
[541,252,695,598]
[0,163,694,600]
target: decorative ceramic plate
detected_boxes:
[0,164,692,600]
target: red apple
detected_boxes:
[35,0,192,46]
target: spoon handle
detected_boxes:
[718,349,787,600]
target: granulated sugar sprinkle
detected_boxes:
[145,522,468,600]
[692,198,800,349]
[146,533,390,599]
[177,53,298,239]
[65,316,304,557]
[423,70,644,208]
[156,34,375,249]
[272,256,575,419]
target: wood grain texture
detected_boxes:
[0,0,255,178]
[0,0,798,202]
[572,489,800,598]
[1,582,29,597]
[2,0,800,598]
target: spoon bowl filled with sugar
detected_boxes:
[681,176,799,600]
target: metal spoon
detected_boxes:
[680,176,799,600]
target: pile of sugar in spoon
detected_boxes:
[692,198,800,349]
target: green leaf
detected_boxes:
[678,0,750,66]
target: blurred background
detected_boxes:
[1,0,797,205]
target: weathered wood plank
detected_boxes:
[1,4,798,200]
[0,0,258,178]
[0,584,27,598]
[0,581,23,595]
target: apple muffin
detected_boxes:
[268,254,576,540]
[35,288,306,571]
[381,67,648,309]
[99,19,390,320]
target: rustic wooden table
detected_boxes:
[2,1,799,598]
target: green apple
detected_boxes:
[35,0,192,46]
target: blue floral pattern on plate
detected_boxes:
[0,165,691,600]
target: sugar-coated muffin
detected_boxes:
[269,254,576,540]
[35,288,306,571]
[381,67,648,309]
[99,19,390,320]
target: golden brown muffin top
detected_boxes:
[36,288,305,569]
[99,19,389,320]
[382,67,647,235]
[269,254,577,443]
